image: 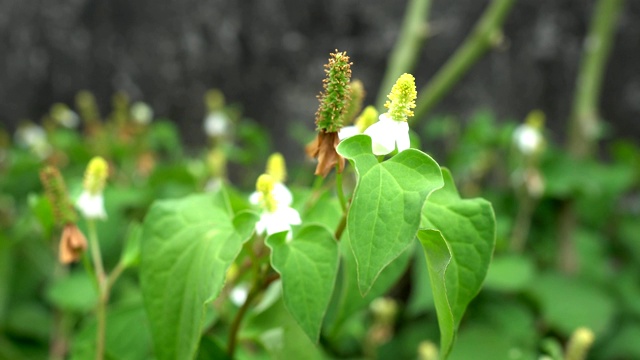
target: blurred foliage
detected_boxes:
[0,89,638,359]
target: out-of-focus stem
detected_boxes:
[376,0,432,109]
[558,0,625,274]
[510,188,535,253]
[412,0,517,122]
[568,0,625,158]
[88,220,106,360]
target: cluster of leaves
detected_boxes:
[0,92,269,359]
[415,111,640,359]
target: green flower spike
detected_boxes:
[39,166,78,225]
[307,50,353,177]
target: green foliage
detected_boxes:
[140,190,257,359]
[337,134,443,295]
[266,225,338,342]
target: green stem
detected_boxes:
[559,0,625,274]
[227,271,278,357]
[376,0,432,109]
[335,166,347,212]
[334,213,347,241]
[510,185,535,253]
[412,0,517,122]
[87,220,106,360]
[106,262,126,293]
[568,0,625,158]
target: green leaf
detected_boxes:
[337,134,443,295]
[526,273,615,336]
[45,271,98,313]
[483,254,535,292]
[140,189,258,360]
[418,168,496,358]
[266,225,339,342]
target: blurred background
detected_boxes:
[1,0,639,157]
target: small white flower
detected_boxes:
[15,124,52,159]
[230,283,249,306]
[249,182,293,208]
[58,109,80,129]
[363,113,410,156]
[255,206,301,237]
[130,101,154,125]
[204,111,230,137]
[76,191,107,220]
[513,124,543,155]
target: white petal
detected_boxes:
[249,191,261,205]
[230,284,249,306]
[364,117,396,155]
[394,121,410,152]
[76,192,107,220]
[272,183,293,207]
[279,206,301,225]
[204,112,229,137]
[513,125,541,155]
[338,126,360,140]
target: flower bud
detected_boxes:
[565,327,595,360]
[343,79,365,125]
[355,106,379,133]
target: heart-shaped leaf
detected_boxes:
[140,189,258,360]
[418,168,495,358]
[266,225,339,342]
[336,134,443,295]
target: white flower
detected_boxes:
[204,111,230,137]
[251,175,300,239]
[130,101,154,125]
[76,191,107,220]
[363,113,410,156]
[255,206,301,237]
[249,182,293,208]
[15,124,52,159]
[513,124,543,155]
[230,283,249,306]
[57,109,80,128]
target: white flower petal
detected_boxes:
[394,121,410,152]
[364,117,397,155]
[76,192,107,220]
[513,124,542,155]
[272,183,293,206]
[204,112,229,137]
[249,191,261,205]
[338,126,360,140]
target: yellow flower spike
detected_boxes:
[266,153,287,183]
[384,73,417,122]
[355,106,379,133]
[256,174,277,212]
[525,109,545,130]
[83,157,109,195]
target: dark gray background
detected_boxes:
[1,0,639,155]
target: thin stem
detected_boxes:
[413,0,516,122]
[334,213,347,241]
[510,187,535,253]
[106,262,126,293]
[335,166,347,212]
[87,220,106,360]
[227,270,279,357]
[376,0,432,109]
[568,0,625,158]
[559,0,625,274]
